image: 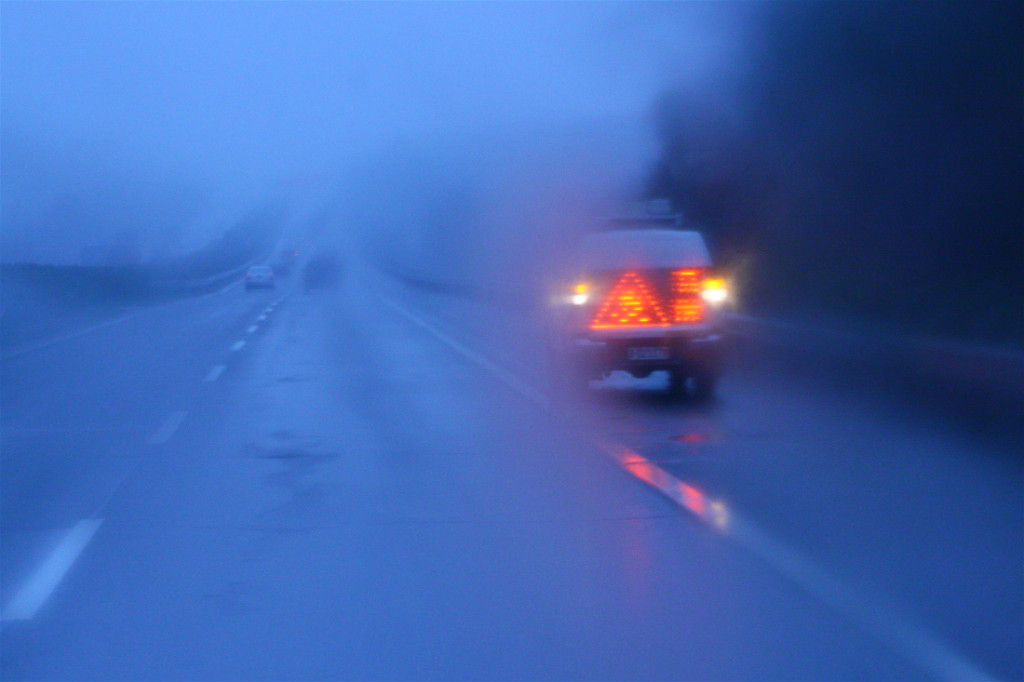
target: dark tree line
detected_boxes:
[647,1,1022,343]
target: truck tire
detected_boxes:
[690,370,717,402]
[667,369,688,398]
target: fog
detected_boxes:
[2,2,750,265]
[8,2,1018,346]
[3,5,1021,679]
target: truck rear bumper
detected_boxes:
[569,333,723,378]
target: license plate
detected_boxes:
[627,346,669,361]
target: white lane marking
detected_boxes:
[600,443,729,530]
[148,411,188,445]
[602,440,994,681]
[257,315,267,321]
[1,270,255,362]
[3,426,146,434]
[382,293,992,682]
[230,340,246,352]
[204,365,226,382]
[246,325,259,334]
[1,313,139,362]
[1,519,103,621]
[732,515,994,682]
[263,308,273,315]
[379,295,549,409]
[199,276,244,298]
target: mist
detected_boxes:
[2,2,751,267]
[3,4,1021,680]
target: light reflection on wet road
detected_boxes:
[1,264,1019,680]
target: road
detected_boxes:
[2,261,1020,680]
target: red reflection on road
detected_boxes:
[606,444,729,533]
[670,433,706,443]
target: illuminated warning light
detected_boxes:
[673,301,703,323]
[671,269,705,323]
[672,268,703,295]
[590,271,669,329]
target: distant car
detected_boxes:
[548,226,727,398]
[244,265,275,290]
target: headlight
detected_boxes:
[571,282,589,305]
[701,279,728,305]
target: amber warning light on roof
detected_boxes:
[589,270,706,329]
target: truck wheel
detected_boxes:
[667,370,688,398]
[690,371,718,402]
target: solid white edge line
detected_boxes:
[204,365,226,382]
[1,519,104,621]
[380,292,992,682]
[731,515,994,682]
[230,340,246,352]
[247,325,259,334]
[205,277,243,297]
[1,313,138,361]
[379,295,549,409]
[2,274,252,363]
[148,411,188,445]
[599,443,994,682]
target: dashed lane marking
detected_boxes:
[204,365,226,382]
[257,315,267,321]
[230,340,246,352]
[247,325,258,334]
[148,411,187,445]
[1,519,104,621]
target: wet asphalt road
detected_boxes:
[2,263,1020,680]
